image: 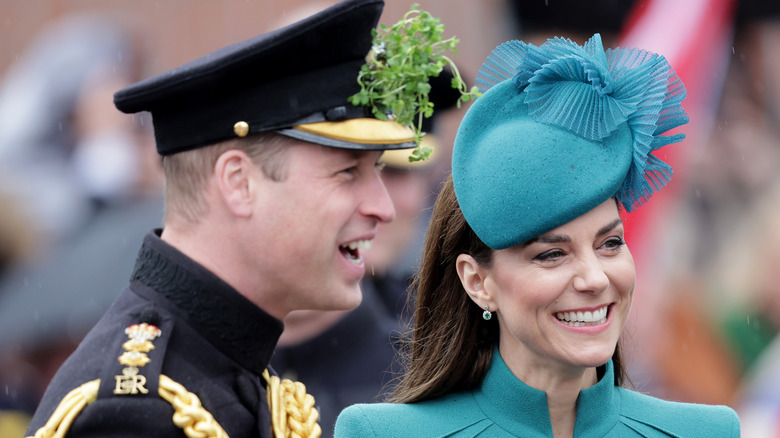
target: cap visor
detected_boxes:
[279,118,416,150]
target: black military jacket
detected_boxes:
[26,230,284,437]
[270,278,402,438]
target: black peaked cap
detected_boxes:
[114,0,384,155]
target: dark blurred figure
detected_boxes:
[271,71,461,438]
[0,13,159,435]
[506,0,638,45]
[368,70,465,322]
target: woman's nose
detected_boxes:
[572,253,609,293]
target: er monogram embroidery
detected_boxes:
[113,323,161,395]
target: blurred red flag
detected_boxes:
[617,0,736,280]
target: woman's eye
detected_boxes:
[602,237,625,251]
[533,249,565,262]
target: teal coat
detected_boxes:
[335,351,740,437]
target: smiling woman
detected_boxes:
[468,200,635,386]
[335,34,741,438]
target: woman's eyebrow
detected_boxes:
[522,218,624,247]
[523,234,571,247]
[595,219,623,238]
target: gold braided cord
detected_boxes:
[27,379,100,438]
[262,370,321,438]
[158,374,229,438]
[26,376,229,438]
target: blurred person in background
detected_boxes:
[0,13,156,245]
[669,0,780,287]
[271,70,462,437]
[702,180,780,436]
[0,12,158,436]
[649,0,780,409]
[713,181,780,374]
[364,70,464,322]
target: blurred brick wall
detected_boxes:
[1,0,513,176]
[0,0,511,98]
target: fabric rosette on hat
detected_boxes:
[452,33,688,250]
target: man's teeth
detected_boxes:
[341,240,372,265]
[346,240,372,251]
[555,306,608,326]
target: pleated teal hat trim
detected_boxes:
[453,34,687,249]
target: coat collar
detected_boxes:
[473,347,620,437]
[130,229,284,375]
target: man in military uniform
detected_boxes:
[24,1,423,437]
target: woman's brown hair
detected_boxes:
[390,175,629,403]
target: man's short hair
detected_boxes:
[162,132,294,224]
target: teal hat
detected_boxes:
[452,34,688,250]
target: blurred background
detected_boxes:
[1,0,779,436]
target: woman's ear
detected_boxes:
[214,149,256,218]
[456,254,494,309]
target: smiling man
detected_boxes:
[24,1,421,437]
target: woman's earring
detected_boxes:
[482,305,492,321]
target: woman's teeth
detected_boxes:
[555,306,608,326]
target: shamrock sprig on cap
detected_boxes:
[350,4,480,162]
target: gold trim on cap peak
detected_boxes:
[294,118,415,145]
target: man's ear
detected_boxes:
[456,254,495,310]
[214,149,256,218]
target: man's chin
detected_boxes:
[342,286,364,310]
[326,284,363,311]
